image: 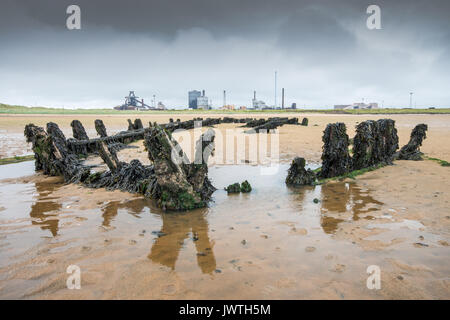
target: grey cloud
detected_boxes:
[0,0,449,108]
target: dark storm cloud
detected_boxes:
[0,0,449,108]
[0,0,299,38]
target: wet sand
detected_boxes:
[2,113,450,161]
[0,113,449,299]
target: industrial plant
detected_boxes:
[188,90,211,110]
[114,91,166,111]
[334,102,379,110]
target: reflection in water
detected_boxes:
[149,209,217,274]
[29,180,63,236]
[101,198,147,227]
[321,216,345,234]
[320,182,383,234]
[100,199,217,274]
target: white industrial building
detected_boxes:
[251,91,267,109]
[188,89,211,109]
[334,102,379,110]
[196,90,211,109]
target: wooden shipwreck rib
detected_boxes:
[25,118,221,210]
[24,116,301,210]
[25,115,429,208]
[285,119,428,186]
[66,116,304,156]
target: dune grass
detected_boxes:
[0,155,34,165]
[1,103,450,115]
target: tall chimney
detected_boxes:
[202,90,205,96]
[274,71,277,107]
[254,90,256,100]
[223,90,226,107]
[282,88,285,109]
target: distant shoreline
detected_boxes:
[1,103,450,115]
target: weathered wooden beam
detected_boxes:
[71,120,89,140]
[67,117,258,154]
[95,119,108,138]
[397,124,428,160]
[97,141,121,172]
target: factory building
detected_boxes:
[188,90,201,109]
[334,102,379,110]
[196,90,210,109]
[157,101,166,110]
[251,91,267,109]
[188,89,210,109]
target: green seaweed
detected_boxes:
[0,155,35,165]
[177,191,201,210]
[140,181,149,193]
[314,163,386,185]
[425,156,450,167]
[85,171,104,184]
[240,180,252,193]
[225,182,241,194]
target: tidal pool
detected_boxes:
[0,161,448,299]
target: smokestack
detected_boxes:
[282,88,285,109]
[223,90,226,107]
[274,71,277,107]
[254,90,256,100]
[202,90,205,96]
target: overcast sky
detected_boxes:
[0,0,449,109]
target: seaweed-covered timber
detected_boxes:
[134,118,143,130]
[67,127,145,155]
[225,183,241,193]
[240,180,252,193]
[97,141,121,172]
[70,120,89,141]
[283,119,428,183]
[244,117,299,133]
[397,124,428,160]
[224,180,252,193]
[320,122,352,178]
[301,117,309,126]
[144,124,216,210]
[60,117,247,156]
[244,117,298,127]
[24,121,217,211]
[24,122,91,182]
[352,119,399,170]
[24,124,51,171]
[68,120,91,155]
[128,118,144,131]
[242,118,268,128]
[221,117,235,123]
[285,157,317,186]
[94,119,108,138]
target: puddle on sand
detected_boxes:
[0,163,448,299]
[319,183,384,234]
[29,179,65,237]
[0,160,35,180]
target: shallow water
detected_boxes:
[0,161,448,299]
